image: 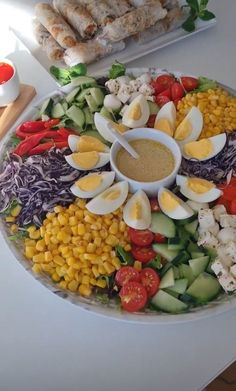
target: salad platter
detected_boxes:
[1,64,236,323]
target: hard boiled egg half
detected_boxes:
[158,188,194,220]
[122,94,150,128]
[94,113,129,143]
[68,134,110,153]
[65,151,110,171]
[182,133,227,161]
[70,171,115,199]
[86,181,129,215]
[174,106,203,145]
[176,175,222,203]
[123,190,151,230]
[154,101,176,137]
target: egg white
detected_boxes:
[65,152,110,171]
[154,101,176,130]
[158,187,194,220]
[176,175,222,203]
[68,134,110,153]
[175,106,203,145]
[123,189,151,230]
[86,181,129,215]
[70,171,115,199]
[122,94,150,128]
[182,133,227,161]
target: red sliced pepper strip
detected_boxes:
[13,133,47,156]
[21,121,47,133]
[28,140,68,155]
[44,118,60,128]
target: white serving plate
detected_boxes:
[1,67,236,324]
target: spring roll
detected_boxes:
[102,2,167,42]
[53,0,97,38]
[105,0,133,17]
[78,0,115,26]
[33,19,64,61]
[64,38,125,66]
[35,3,77,49]
[135,7,184,43]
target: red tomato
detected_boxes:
[115,266,140,287]
[149,198,160,212]
[155,74,175,88]
[216,196,231,212]
[221,185,236,201]
[155,95,170,107]
[128,228,154,247]
[171,82,185,101]
[119,281,147,312]
[140,268,160,297]
[0,62,14,84]
[154,233,166,243]
[151,80,166,95]
[159,87,172,99]
[131,246,157,263]
[147,114,156,128]
[180,76,199,92]
[229,199,236,214]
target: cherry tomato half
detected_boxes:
[154,233,166,243]
[128,228,154,247]
[131,246,157,263]
[115,266,140,287]
[229,199,236,214]
[171,82,185,101]
[155,74,175,88]
[140,268,160,297]
[149,198,160,212]
[155,95,170,107]
[119,281,147,312]
[221,185,236,201]
[151,80,166,95]
[180,76,199,92]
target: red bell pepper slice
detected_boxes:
[13,133,47,156]
[28,140,68,155]
[44,118,60,128]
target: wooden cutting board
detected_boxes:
[0,84,36,141]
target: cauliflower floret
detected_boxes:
[136,73,152,84]
[105,79,120,94]
[138,83,155,96]
[220,214,236,228]
[217,228,236,244]
[198,209,216,231]
[198,231,219,249]
[230,264,236,278]
[212,204,227,222]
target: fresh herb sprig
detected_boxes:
[182,0,215,32]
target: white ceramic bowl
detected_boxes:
[110,128,182,197]
[0,59,20,107]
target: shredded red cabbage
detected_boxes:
[0,148,109,227]
[180,132,236,183]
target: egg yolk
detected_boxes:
[112,122,129,134]
[128,103,142,121]
[174,118,192,141]
[130,201,142,220]
[72,151,99,169]
[76,175,102,191]
[160,191,180,211]
[103,190,121,201]
[154,118,174,136]
[183,139,213,159]
[187,178,214,194]
[77,135,106,152]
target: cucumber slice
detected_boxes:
[65,87,80,103]
[189,256,209,277]
[66,105,85,127]
[83,107,94,125]
[147,101,159,115]
[206,259,215,275]
[172,251,190,266]
[76,88,92,103]
[184,219,199,236]
[151,290,188,313]
[61,100,69,112]
[178,264,195,286]
[51,102,65,118]
[150,212,176,238]
[175,214,197,226]
[159,262,173,278]
[187,241,202,254]
[186,272,221,303]
[90,87,105,106]
[168,237,187,251]
[164,288,179,299]
[39,97,53,117]
[152,244,178,262]
[173,266,180,279]
[41,114,50,121]
[72,76,96,87]
[168,278,188,294]
[191,251,205,259]
[85,95,99,113]
[159,268,175,289]
[100,106,113,120]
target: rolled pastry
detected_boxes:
[53,0,97,38]
[105,0,133,17]
[136,7,184,44]
[102,2,167,42]
[35,3,77,49]
[78,0,115,26]
[33,19,64,61]
[64,38,125,66]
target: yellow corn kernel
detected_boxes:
[100,229,108,239]
[111,257,121,270]
[32,253,45,263]
[84,215,95,224]
[50,236,59,245]
[104,218,112,226]
[67,266,75,278]
[58,280,67,290]
[57,214,68,226]
[96,279,107,289]
[68,280,79,292]
[92,265,99,278]
[124,244,131,252]
[82,267,92,275]
[10,224,18,234]
[36,239,46,252]
[11,205,22,217]
[103,262,115,275]
[77,199,86,209]
[78,284,92,297]
[94,237,102,247]
[69,216,77,226]
[32,264,42,273]
[134,260,142,271]
[27,226,36,234]
[45,251,53,263]
[77,223,86,235]
[54,205,64,214]
[51,272,61,282]
[44,232,50,245]
[71,226,78,236]
[41,263,54,273]
[5,216,15,223]
[109,222,119,235]
[87,243,96,253]
[75,210,84,219]
[25,246,37,259]
[52,218,59,226]
[58,265,69,277]
[96,247,103,256]
[25,238,36,246]
[51,226,60,235]
[90,278,97,286]
[40,226,45,237]
[81,275,90,285]
[119,221,126,232]
[29,230,41,240]
[98,264,106,275]
[84,253,97,262]
[54,255,65,266]
[105,235,118,246]
[103,245,112,253]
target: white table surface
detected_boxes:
[0,1,236,391]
